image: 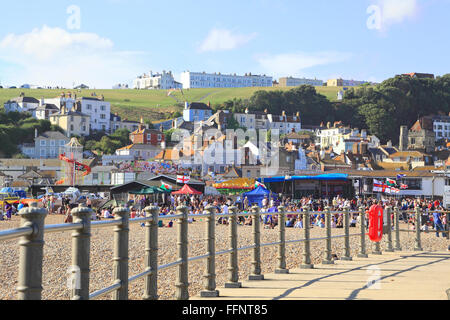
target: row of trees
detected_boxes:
[76,129,132,155]
[336,75,450,143]
[213,74,450,144]
[212,85,335,126]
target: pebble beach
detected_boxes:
[0,215,449,300]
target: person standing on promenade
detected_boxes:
[432,207,446,238]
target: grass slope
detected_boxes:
[0,86,344,122]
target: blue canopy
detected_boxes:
[242,186,275,207]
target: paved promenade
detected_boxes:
[193,251,450,300]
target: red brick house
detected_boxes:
[130,124,165,146]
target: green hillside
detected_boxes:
[0,86,344,122]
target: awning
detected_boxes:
[260,173,349,183]
[172,184,202,195]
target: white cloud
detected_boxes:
[377,0,419,28]
[199,28,256,53]
[0,25,147,88]
[257,52,352,78]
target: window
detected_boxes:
[158,134,162,141]
[402,179,422,190]
[50,140,55,147]
[40,149,46,157]
[40,140,46,147]
[100,105,106,111]
[70,125,74,131]
[87,104,92,110]
[60,140,66,146]
[93,173,98,180]
[100,114,106,119]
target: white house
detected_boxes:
[83,166,117,185]
[318,126,379,154]
[3,95,39,114]
[133,71,182,90]
[180,71,272,89]
[267,112,302,135]
[76,97,111,132]
[115,144,162,160]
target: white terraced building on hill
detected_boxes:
[133,71,182,90]
[180,71,273,89]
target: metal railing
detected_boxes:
[1,202,449,300]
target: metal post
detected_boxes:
[249,205,264,280]
[300,207,313,269]
[201,205,219,297]
[341,207,352,261]
[176,205,189,300]
[225,206,241,288]
[71,205,92,300]
[17,203,47,300]
[414,207,423,251]
[112,207,129,300]
[322,207,334,264]
[357,206,368,258]
[394,207,402,251]
[275,206,289,273]
[143,206,159,300]
[385,207,394,252]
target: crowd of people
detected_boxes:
[2,192,449,239]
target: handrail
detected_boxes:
[2,204,449,301]
[45,223,83,234]
[0,226,33,242]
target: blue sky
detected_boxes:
[0,0,449,88]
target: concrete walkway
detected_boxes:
[193,251,450,300]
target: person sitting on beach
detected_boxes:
[64,205,73,224]
[103,208,113,219]
[294,219,303,229]
[336,215,343,228]
[286,218,296,228]
[318,218,325,228]
[350,216,357,228]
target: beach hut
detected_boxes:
[172,184,202,195]
[242,186,273,207]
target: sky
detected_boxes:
[0,0,449,88]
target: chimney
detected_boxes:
[35,128,38,139]
[185,101,189,109]
[387,140,392,148]
[40,97,44,107]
